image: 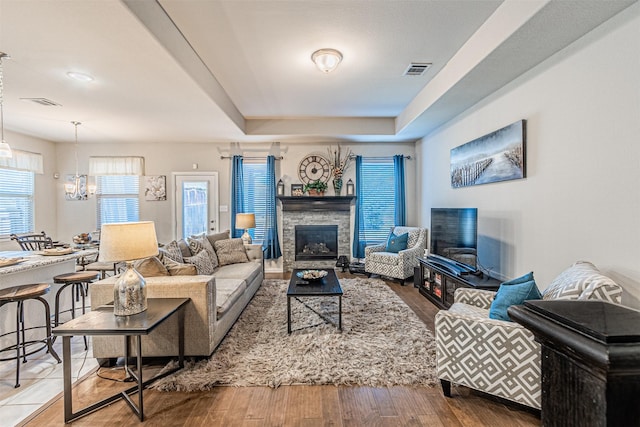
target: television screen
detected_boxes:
[429,208,478,272]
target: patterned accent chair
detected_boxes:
[364,226,427,285]
[435,261,622,409]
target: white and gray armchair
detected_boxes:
[435,261,623,409]
[364,226,427,285]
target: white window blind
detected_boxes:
[0,168,34,237]
[96,175,139,228]
[359,158,395,242]
[242,161,267,243]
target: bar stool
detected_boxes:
[0,283,61,388]
[53,271,99,350]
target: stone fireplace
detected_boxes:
[279,196,354,271]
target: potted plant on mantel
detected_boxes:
[304,180,328,196]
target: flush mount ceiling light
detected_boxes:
[66,71,94,82]
[311,48,343,73]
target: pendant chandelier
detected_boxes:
[0,52,12,158]
[64,121,96,199]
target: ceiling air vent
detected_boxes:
[403,63,432,76]
[20,97,62,107]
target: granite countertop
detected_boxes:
[0,249,98,275]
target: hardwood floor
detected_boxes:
[22,272,540,426]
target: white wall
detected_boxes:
[52,140,415,271]
[0,131,57,251]
[417,4,640,308]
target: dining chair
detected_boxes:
[10,231,54,251]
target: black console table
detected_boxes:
[414,257,500,309]
[509,300,640,427]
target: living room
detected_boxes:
[0,1,639,425]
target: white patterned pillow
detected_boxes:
[163,240,184,263]
[184,250,215,275]
[542,261,621,303]
[213,238,249,266]
[187,236,219,270]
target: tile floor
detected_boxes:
[0,330,98,426]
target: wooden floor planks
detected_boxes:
[21,273,540,427]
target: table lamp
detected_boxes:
[98,221,158,316]
[236,213,255,245]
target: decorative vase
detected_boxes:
[333,176,343,196]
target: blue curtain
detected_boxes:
[230,155,244,238]
[393,155,406,226]
[352,155,367,259]
[263,155,282,259]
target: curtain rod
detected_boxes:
[348,155,412,160]
[220,155,283,160]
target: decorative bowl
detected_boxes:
[296,269,328,281]
[73,233,92,244]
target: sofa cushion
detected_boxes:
[187,235,219,270]
[134,256,169,277]
[206,230,230,249]
[213,261,262,284]
[542,261,620,302]
[163,240,184,263]
[385,232,408,253]
[489,280,541,321]
[216,278,247,316]
[184,250,216,275]
[214,238,250,266]
[367,251,400,265]
[448,301,489,319]
[502,271,534,286]
[161,256,197,276]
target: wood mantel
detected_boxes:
[277,196,355,212]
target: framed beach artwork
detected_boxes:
[291,184,304,197]
[450,120,526,188]
[145,175,167,201]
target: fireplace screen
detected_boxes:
[295,225,338,261]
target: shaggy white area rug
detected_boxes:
[152,277,437,391]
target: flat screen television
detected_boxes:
[429,208,478,275]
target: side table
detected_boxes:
[53,298,189,423]
[509,300,640,427]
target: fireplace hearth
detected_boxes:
[295,225,338,261]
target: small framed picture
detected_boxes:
[291,184,304,197]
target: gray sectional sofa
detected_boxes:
[90,236,264,359]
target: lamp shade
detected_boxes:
[236,213,256,229]
[99,221,158,262]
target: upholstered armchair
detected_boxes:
[364,226,427,284]
[435,261,622,409]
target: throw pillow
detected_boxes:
[187,235,220,270]
[162,256,197,276]
[502,271,534,286]
[214,238,250,266]
[133,256,169,277]
[177,239,192,258]
[163,240,184,263]
[489,279,542,321]
[184,250,216,275]
[385,232,408,253]
[206,230,230,249]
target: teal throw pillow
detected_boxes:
[501,271,534,286]
[385,232,408,253]
[489,279,541,322]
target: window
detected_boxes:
[359,158,395,243]
[96,175,139,228]
[242,161,267,243]
[0,168,34,237]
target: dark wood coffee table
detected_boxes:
[287,269,343,334]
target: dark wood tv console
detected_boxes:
[414,257,500,309]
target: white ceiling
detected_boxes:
[0,0,635,145]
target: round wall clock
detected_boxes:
[298,155,331,184]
